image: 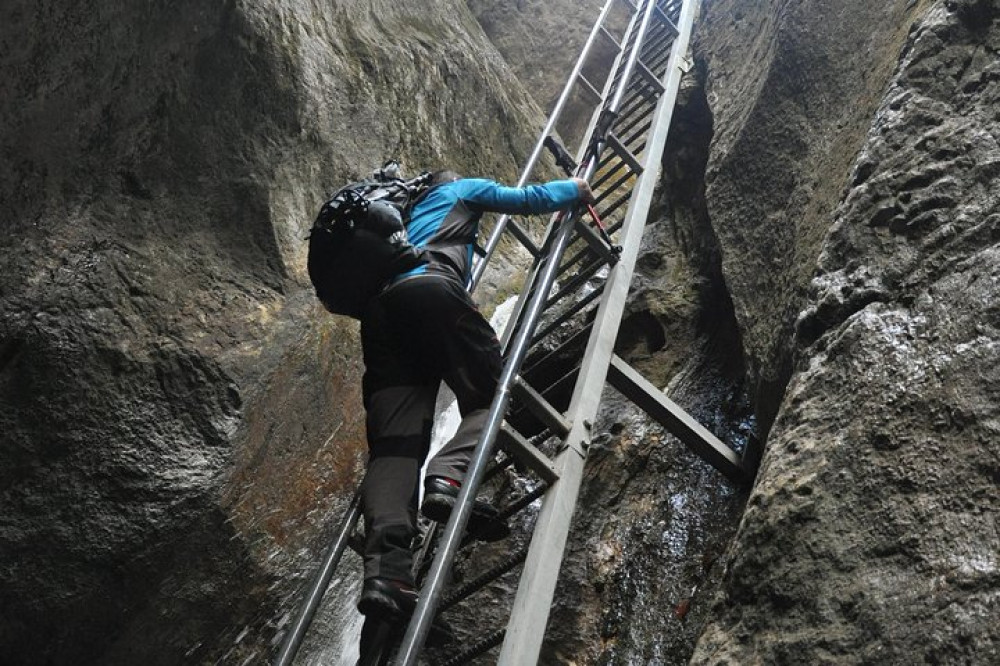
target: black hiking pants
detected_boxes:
[359,275,501,585]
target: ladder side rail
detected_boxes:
[497,2,696,663]
[470,0,622,291]
[273,490,363,666]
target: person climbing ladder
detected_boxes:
[354,169,595,620]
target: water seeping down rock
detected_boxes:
[1,1,997,666]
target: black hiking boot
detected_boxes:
[421,476,510,542]
[356,578,453,647]
[357,578,418,619]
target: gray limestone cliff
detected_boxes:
[691,0,1000,662]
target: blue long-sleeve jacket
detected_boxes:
[399,178,581,284]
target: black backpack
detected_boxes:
[308,166,432,318]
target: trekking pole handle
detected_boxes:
[586,203,622,257]
[543,136,578,177]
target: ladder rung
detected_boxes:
[497,483,549,522]
[498,424,560,484]
[553,235,603,287]
[626,76,661,108]
[548,256,607,313]
[456,483,550,549]
[613,101,656,143]
[541,367,580,408]
[506,218,540,257]
[599,25,621,50]
[636,58,666,95]
[592,157,630,191]
[594,188,632,220]
[616,63,664,113]
[524,324,591,378]
[533,282,604,344]
[594,168,638,203]
[654,4,680,34]
[614,117,654,155]
[512,377,571,437]
[576,72,604,102]
[607,132,645,174]
[516,365,580,416]
[602,99,655,153]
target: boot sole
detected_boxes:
[421,494,510,542]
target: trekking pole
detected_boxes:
[543,136,622,257]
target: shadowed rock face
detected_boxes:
[692,0,1000,663]
[695,0,937,431]
[0,1,548,663]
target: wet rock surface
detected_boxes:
[693,1,1000,663]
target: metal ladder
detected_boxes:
[274,1,757,664]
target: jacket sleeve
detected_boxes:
[454,178,581,215]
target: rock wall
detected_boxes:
[691,0,1000,663]
[0,1,550,663]
[695,0,938,429]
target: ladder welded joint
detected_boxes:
[504,217,541,258]
[572,217,620,266]
[636,58,667,95]
[498,423,560,485]
[598,25,621,50]
[654,3,680,35]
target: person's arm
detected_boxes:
[454,178,592,215]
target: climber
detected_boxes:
[356,169,595,620]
